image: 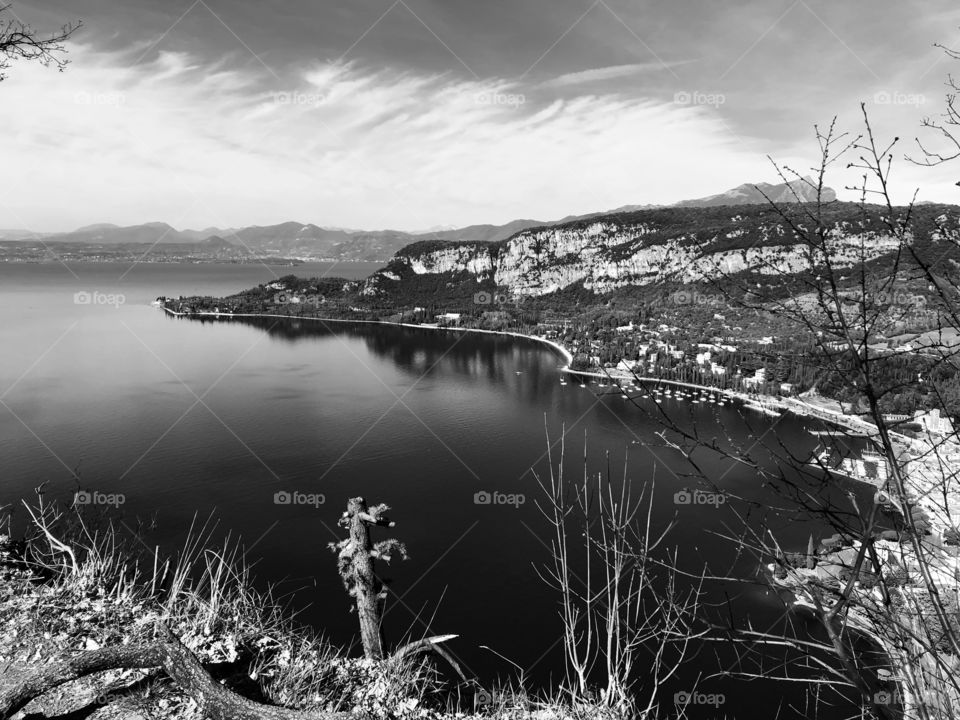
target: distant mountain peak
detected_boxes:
[674,178,836,208]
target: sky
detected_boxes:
[3,0,960,232]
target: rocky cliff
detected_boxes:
[366,203,959,298]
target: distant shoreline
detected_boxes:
[160,306,574,366]
[160,306,905,448]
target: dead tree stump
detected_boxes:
[330,497,406,660]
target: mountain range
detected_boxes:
[0,179,843,263]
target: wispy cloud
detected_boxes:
[541,61,694,88]
[7,38,956,233]
[0,43,782,231]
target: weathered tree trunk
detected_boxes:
[0,628,352,720]
[347,497,386,660]
[0,644,164,718]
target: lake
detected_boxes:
[0,261,875,718]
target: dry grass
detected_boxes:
[2,494,635,719]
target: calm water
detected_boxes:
[1,262,872,718]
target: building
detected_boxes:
[913,409,956,436]
[436,313,462,326]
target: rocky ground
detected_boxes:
[0,536,203,719]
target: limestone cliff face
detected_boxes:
[365,206,943,298]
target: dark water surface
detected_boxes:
[1,262,872,718]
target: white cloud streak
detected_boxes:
[540,61,695,88]
[1,43,789,231]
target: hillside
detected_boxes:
[364,202,960,300]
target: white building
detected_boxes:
[913,409,956,436]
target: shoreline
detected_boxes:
[160,306,869,438]
[163,304,927,501]
[160,306,575,366]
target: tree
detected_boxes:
[657,109,960,718]
[0,3,80,82]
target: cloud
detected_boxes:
[0,43,805,232]
[541,61,695,88]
